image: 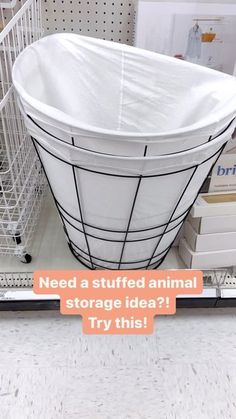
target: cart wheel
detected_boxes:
[20,254,32,264]
[13,233,21,245]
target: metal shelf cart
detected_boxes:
[0,0,46,262]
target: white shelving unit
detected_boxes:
[0,0,46,263]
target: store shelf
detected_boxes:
[0,288,218,311]
[177,288,217,299]
[0,195,235,309]
[220,289,236,299]
[0,287,219,311]
[0,287,217,302]
[214,289,236,307]
[0,194,186,272]
[0,289,58,301]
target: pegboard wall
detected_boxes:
[42,0,136,44]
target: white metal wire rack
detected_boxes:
[0,0,46,262]
[0,1,21,31]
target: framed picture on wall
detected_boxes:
[135,1,236,75]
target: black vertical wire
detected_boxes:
[32,135,94,269]
[146,165,199,269]
[71,137,94,269]
[118,145,147,269]
[149,142,227,270]
[31,128,228,270]
[31,137,71,244]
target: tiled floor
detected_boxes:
[1,308,236,419]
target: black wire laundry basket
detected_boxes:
[22,113,234,270]
[12,34,236,269]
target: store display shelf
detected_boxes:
[0,286,221,310]
[0,287,218,310]
[0,289,58,301]
[0,287,217,302]
[220,289,236,299]
[0,196,235,309]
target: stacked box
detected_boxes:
[179,192,236,269]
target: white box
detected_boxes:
[179,238,236,269]
[184,221,236,252]
[188,213,236,234]
[191,191,236,218]
[209,151,236,192]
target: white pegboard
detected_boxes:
[41,0,135,44]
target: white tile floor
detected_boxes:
[1,308,236,418]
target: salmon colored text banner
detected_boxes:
[34,270,203,334]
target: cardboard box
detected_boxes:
[188,213,236,234]
[191,191,236,218]
[179,238,236,269]
[184,221,236,252]
[209,150,236,192]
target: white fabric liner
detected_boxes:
[13,34,236,156]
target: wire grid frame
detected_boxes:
[0,1,27,29]
[30,114,231,270]
[0,0,46,259]
[0,95,46,255]
[0,0,42,100]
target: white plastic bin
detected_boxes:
[12,34,236,269]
